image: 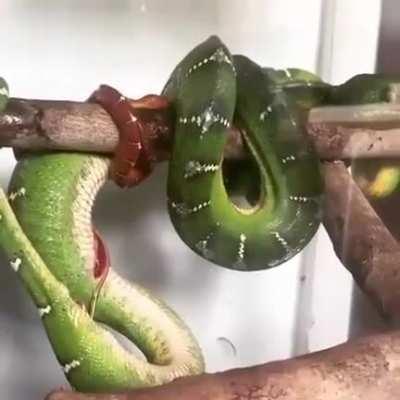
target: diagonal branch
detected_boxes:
[322,161,400,319]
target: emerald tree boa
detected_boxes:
[0,36,398,392]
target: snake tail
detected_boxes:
[3,152,203,392]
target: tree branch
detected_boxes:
[322,161,400,319]
[46,327,400,400]
[3,99,400,160]
[308,103,400,159]
[0,98,245,161]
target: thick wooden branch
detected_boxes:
[308,103,400,159]
[0,98,245,161]
[2,99,400,159]
[322,161,400,320]
[0,99,118,153]
[46,328,400,400]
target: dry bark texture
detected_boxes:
[46,330,400,400]
[322,161,400,320]
[2,99,400,160]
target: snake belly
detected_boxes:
[4,152,203,392]
[164,36,324,271]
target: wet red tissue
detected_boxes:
[89,85,155,188]
[93,228,110,279]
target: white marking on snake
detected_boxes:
[117,95,126,103]
[268,258,283,268]
[179,106,230,137]
[282,155,296,164]
[171,200,211,216]
[0,87,9,96]
[38,305,52,318]
[289,195,313,203]
[63,360,81,374]
[196,231,216,260]
[195,222,221,259]
[238,233,246,259]
[299,236,308,245]
[186,47,235,77]
[260,105,273,121]
[9,187,26,201]
[285,69,292,79]
[184,161,219,179]
[272,231,291,252]
[232,234,247,269]
[10,257,21,272]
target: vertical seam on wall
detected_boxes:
[291,0,338,358]
[316,0,337,81]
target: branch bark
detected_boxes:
[3,99,400,159]
[0,98,245,161]
[322,161,400,320]
[46,328,400,400]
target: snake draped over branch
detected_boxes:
[0,36,398,393]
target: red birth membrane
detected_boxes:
[88,85,169,290]
[89,84,154,188]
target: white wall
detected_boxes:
[0,1,382,399]
[304,0,383,353]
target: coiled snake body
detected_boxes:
[0,36,398,392]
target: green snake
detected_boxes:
[0,36,398,392]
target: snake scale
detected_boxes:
[0,36,398,392]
